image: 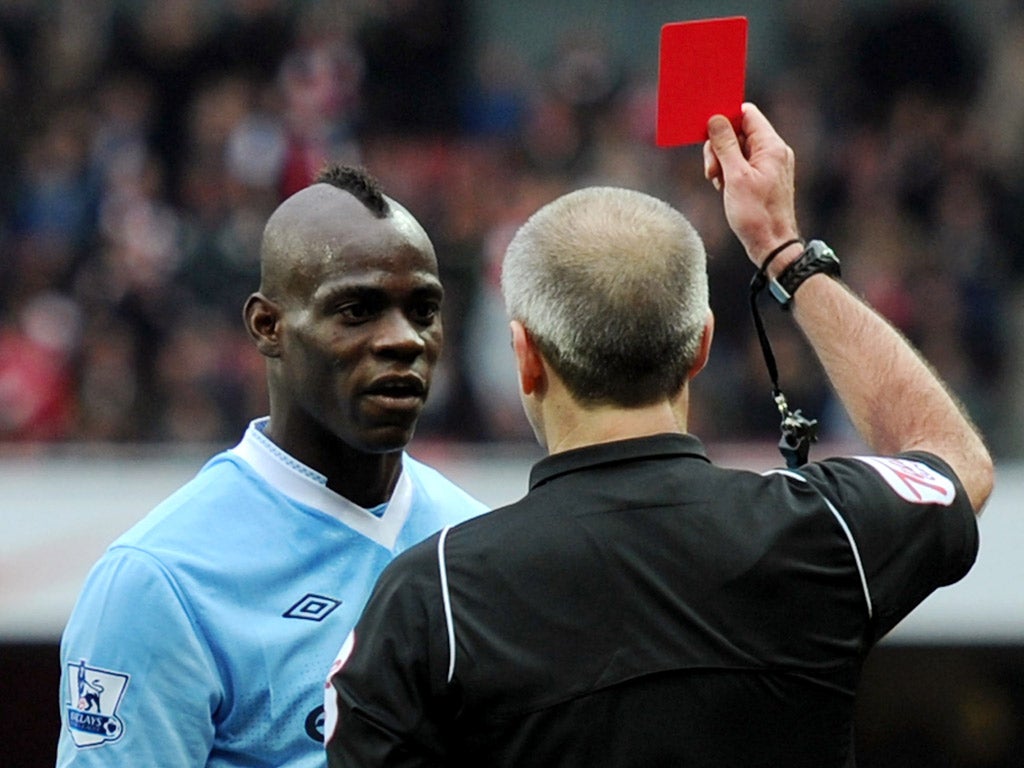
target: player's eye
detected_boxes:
[411,299,440,325]
[336,301,379,323]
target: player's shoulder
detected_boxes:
[401,453,488,514]
[110,449,261,550]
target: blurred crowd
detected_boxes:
[0,0,1022,458]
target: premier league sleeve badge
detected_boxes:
[65,659,130,748]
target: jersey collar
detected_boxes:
[228,417,412,549]
[529,433,710,491]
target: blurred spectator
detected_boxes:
[842,0,983,130]
[152,309,259,442]
[74,312,141,441]
[276,37,363,198]
[460,42,530,140]
[355,0,468,137]
[0,291,80,440]
[102,0,223,201]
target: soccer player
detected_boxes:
[57,166,486,767]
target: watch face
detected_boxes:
[807,240,837,261]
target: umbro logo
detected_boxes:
[283,594,342,621]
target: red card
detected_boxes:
[656,17,748,147]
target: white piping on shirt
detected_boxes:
[763,469,873,619]
[229,417,412,550]
[437,525,457,683]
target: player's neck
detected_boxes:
[322,450,403,508]
[262,418,403,507]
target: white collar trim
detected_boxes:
[228,417,412,550]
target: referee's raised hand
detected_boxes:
[703,103,802,274]
[705,103,993,514]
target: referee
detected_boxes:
[323,104,993,767]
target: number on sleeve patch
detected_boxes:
[854,456,956,506]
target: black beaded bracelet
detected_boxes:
[769,240,842,309]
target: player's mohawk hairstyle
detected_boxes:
[315,164,391,218]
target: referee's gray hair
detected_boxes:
[501,186,709,407]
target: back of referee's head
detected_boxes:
[501,186,711,408]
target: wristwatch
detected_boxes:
[769,240,841,309]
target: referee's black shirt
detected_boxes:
[327,433,978,767]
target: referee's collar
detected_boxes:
[529,432,709,490]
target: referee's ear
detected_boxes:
[510,320,545,396]
[688,312,715,380]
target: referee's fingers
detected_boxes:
[706,114,745,183]
[702,139,722,190]
[738,102,776,143]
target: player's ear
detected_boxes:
[244,293,283,358]
[510,320,545,396]
[688,311,714,380]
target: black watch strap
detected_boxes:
[768,240,841,309]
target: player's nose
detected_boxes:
[372,309,427,358]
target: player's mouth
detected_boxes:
[362,375,427,412]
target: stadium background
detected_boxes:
[2,0,1023,765]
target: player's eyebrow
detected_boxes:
[315,279,444,306]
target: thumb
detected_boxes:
[706,115,745,178]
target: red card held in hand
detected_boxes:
[656,16,748,147]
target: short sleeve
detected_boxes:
[797,451,979,640]
[57,548,221,767]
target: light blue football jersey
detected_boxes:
[57,418,487,767]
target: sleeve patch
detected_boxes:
[854,456,956,506]
[64,660,130,748]
[323,631,356,746]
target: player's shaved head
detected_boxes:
[258,166,432,304]
[259,184,368,301]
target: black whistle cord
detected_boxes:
[749,245,818,468]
